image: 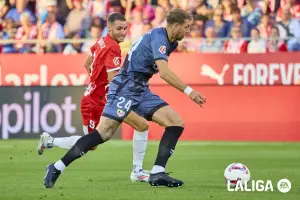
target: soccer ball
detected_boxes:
[224,163,251,187]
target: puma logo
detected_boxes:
[200,64,230,85]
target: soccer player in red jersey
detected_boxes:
[38,13,150,182]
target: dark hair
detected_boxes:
[231,7,240,14]
[107,12,126,23]
[166,8,193,25]
[271,25,279,32]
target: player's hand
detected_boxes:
[189,90,206,107]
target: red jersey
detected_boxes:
[84,34,121,105]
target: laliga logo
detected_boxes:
[227,179,291,193]
[200,64,229,85]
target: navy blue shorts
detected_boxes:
[102,82,168,122]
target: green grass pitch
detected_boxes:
[0,140,299,200]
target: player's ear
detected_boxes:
[107,22,113,33]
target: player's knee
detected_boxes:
[135,121,149,132]
[172,116,184,127]
[165,115,184,128]
[95,126,114,141]
[95,117,120,141]
[97,129,114,141]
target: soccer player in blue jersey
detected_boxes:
[44,8,206,188]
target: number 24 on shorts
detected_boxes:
[117,97,132,111]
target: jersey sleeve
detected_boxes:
[150,33,169,62]
[89,41,98,56]
[104,46,122,72]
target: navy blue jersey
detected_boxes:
[115,28,178,88]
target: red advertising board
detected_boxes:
[1,53,300,86]
[123,85,300,141]
[0,54,88,86]
[1,53,299,141]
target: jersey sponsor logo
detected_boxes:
[113,57,120,66]
[159,45,166,54]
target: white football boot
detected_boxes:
[130,168,150,182]
[37,132,54,155]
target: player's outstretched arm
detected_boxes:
[156,59,207,107]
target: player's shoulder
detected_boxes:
[149,28,167,40]
[149,28,178,49]
[103,35,120,48]
[92,35,120,51]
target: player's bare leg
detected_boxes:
[124,112,150,182]
[44,116,121,188]
[39,114,149,182]
[37,126,89,155]
[44,112,149,188]
[148,105,185,187]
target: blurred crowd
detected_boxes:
[0,0,300,54]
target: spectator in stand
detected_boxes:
[89,16,107,37]
[248,28,267,53]
[276,6,300,38]
[276,6,300,51]
[5,0,35,26]
[142,20,152,34]
[177,0,189,10]
[64,0,91,38]
[0,18,16,53]
[224,26,248,53]
[14,12,37,53]
[190,0,214,18]
[175,40,188,52]
[107,0,124,14]
[221,0,236,21]
[261,0,281,15]
[288,0,300,19]
[128,7,144,42]
[241,0,263,26]
[205,0,220,8]
[39,0,66,26]
[1,0,16,19]
[185,23,203,52]
[205,7,230,37]
[266,26,288,52]
[82,0,92,10]
[257,13,273,38]
[37,0,49,21]
[39,11,65,53]
[193,1,213,23]
[81,22,103,53]
[228,7,252,37]
[131,0,155,22]
[151,6,166,28]
[276,0,300,21]
[56,0,73,25]
[157,0,173,12]
[63,31,82,54]
[236,0,246,9]
[90,0,106,18]
[199,26,223,53]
